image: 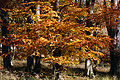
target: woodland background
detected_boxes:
[0,0,120,80]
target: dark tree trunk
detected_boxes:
[34,0,41,73]
[53,47,63,80]
[34,56,41,73]
[26,56,34,72]
[104,0,106,6]
[2,45,11,68]
[26,56,41,73]
[108,27,119,75]
[107,0,120,76]
[25,0,34,72]
[0,9,12,69]
[85,0,91,77]
[26,0,41,73]
[118,1,120,78]
[53,0,64,79]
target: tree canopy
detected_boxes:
[1,0,113,66]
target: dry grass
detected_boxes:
[0,56,118,80]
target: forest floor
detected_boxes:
[0,56,119,80]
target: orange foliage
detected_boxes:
[1,1,112,65]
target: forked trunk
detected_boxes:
[26,0,41,73]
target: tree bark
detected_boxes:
[85,0,91,76]
[53,0,64,79]
[106,0,120,76]
[0,9,12,68]
[25,0,34,72]
[118,1,120,78]
[85,0,95,78]
[2,46,11,68]
[34,56,41,73]
[53,47,63,80]
[108,27,119,75]
[26,0,41,73]
[26,56,34,72]
[34,0,41,73]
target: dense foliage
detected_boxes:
[1,0,112,66]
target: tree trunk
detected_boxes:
[108,26,119,76]
[26,0,41,73]
[53,0,64,79]
[33,0,41,73]
[85,0,95,78]
[110,0,119,76]
[106,0,120,76]
[26,56,34,72]
[24,0,34,72]
[34,56,41,73]
[52,47,63,80]
[85,0,91,77]
[118,0,120,78]
[2,46,11,68]
[85,59,94,77]
[1,9,12,69]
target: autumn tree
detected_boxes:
[89,0,120,76]
[107,0,120,76]
[1,0,112,78]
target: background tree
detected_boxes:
[91,0,120,76]
[108,0,120,76]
